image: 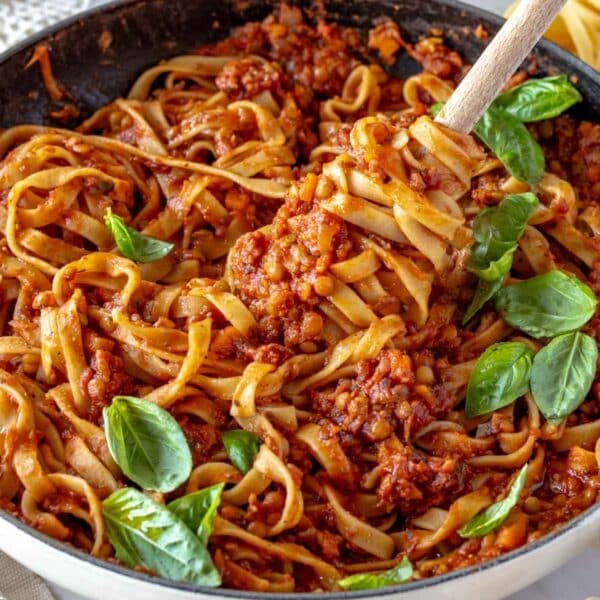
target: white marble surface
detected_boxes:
[2,0,600,598]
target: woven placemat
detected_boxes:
[0,552,55,600]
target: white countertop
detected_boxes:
[2,0,599,598]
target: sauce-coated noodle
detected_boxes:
[0,5,599,592]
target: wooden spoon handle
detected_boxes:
[435,0,568,133]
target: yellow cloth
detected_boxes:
[506,0,600,70]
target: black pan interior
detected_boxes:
[0,0,598,128]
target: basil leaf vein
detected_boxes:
[103,487,221,586]
[494,270,597,338]
[337,556,413,590]
[474,107,545,187]
[493,75,582,122]
[223,429,260,474]
[458,465,528,538]
[531,331,598,424]
[466,342,534,417]
[168,483,224,545]
[104,396,192,493]
[105,209,174,263]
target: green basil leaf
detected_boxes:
[104,396,192,493]
[429,102,444,118]
[337,556,413,590]
[105,208,174,263]
[472,194,539,244]
[470,239,514,269]
[494,75,582,122]
[223,429,260,474]
[495,270,598,338]
[103,487,220,586]
[469,192,539,280]
[531,332,598,424]
[466,342,534,417]
[474,106,545,186]
[463,193,538,324]
[471,249,514,282]
[168,483,224,545]
[462,277,504,325]
[458,464,528,538]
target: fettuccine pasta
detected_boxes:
[0,5,599,593]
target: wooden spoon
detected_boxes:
[435,0,568,133]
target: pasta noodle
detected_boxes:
[507,0,600,69]
[0,4,598,592]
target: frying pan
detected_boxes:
[0,1,598,599]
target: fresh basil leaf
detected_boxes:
[495,270,598,338]
[494,75,582,122]
[474,106,545,186]
[531,332,598,424]
[104,396,192,493]
[471,249,514,282]
[466,342,534,417]
[473,193,539,242]
[463,277,504,325]
[463,193,538,323]
[103,487,220,586]
[429,102,444,118]
[470,239,514,271]
[469,192,539,281]
[337,556,413,590]
[458,465,528,538]
[223,429,260,474]
[168,483,224,545]
[105,208,174,263]
[430,101,545,185]
[429,74,580,185]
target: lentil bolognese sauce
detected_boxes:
[0,3,599,592]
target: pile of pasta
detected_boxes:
[507,0,600,70]
[0,9,599,593]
